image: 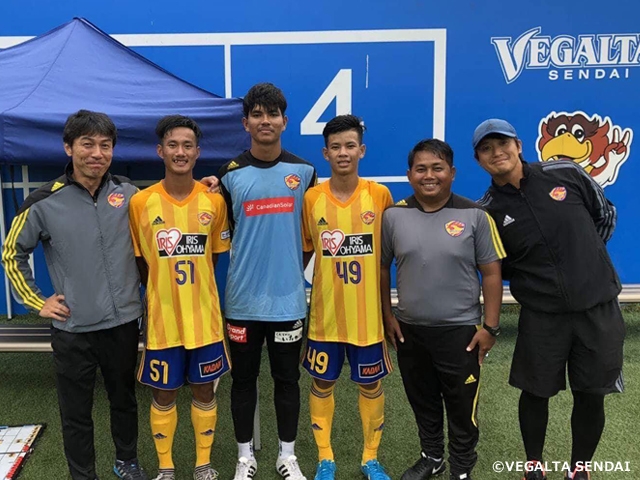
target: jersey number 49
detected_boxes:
[335,260,361,284]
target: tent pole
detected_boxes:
[0,169,13,319]
[22,166,35,276]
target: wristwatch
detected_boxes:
[483,324,501,337]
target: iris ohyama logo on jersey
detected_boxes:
[320,229,373,257]
[492,27,639,83]
[155,228,207,257]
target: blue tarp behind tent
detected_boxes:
[0,17,249,165]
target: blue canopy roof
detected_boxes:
[0,18,249,165]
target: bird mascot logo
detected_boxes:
[536,111,632,188]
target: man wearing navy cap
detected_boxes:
[474,119,625,480]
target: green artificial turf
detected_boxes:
[1,307,638,479]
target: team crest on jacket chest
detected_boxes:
[361,211,375,225]
[549,186,567,201]
[107,192,125,208]
[445,220,466,237]
[284,174,301,190]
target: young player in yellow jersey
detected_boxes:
[302,115,394,480]
[129,116,231,480]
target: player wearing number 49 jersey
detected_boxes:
[302,115,393,480]
[304,174,391,347]
[129,116,230,480]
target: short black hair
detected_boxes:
[322,115,365,146]
[408,139,454,168]
[155,115,202,144]
[243,83,287,117]
[63,110,117,147]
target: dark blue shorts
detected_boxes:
[302,339,392,384]
[138,341,230,390]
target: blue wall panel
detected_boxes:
[1,0,639,314]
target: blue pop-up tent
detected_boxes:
[0,17,250,317]
[0,17,249,165]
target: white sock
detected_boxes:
[278,440,295,459]
[238,440,255,460]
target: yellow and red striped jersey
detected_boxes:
[302,179,393,346]
[129,181,230,350]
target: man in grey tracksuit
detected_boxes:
[1,110,147,480]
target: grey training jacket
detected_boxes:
[2,164,143,332]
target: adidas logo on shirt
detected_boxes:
[465,374,477,385]
[503,215,515,227]
[152,216,165,225]
[317,217,328,226]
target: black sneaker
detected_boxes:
[565,470,591,480]
[114,458,149,480]
[401,452,446,480]
[449,474,472,480]
[523,461,547,480]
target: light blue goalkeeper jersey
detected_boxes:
[218,149,317,321]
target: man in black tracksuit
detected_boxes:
[473,119,625,480]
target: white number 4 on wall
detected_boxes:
[300,69,353,135]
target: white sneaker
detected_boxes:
[194,466,219,480]
[152,471,175,480]
[276,455,307,480]
[233,457,257,480]
[152,470,175,480]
